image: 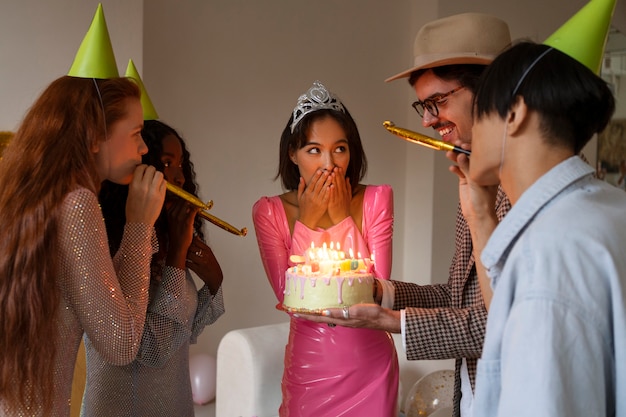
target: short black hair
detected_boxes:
[474,42,615,154]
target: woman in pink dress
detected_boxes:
[253,81,399,416]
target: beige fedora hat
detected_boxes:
[386,12,511,82]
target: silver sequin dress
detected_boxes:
[7,188,157,417]
[80,250,225,416]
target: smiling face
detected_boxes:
[94,97,146,184]
[413,69,474,146]
[290,115,350,184]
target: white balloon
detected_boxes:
[189,353,217,405]
[404,369,454,417]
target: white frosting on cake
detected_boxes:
[283,270,374,313]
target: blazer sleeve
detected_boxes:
[390,189,508,361]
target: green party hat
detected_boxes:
[68,3,119,78]
[544,0,616,74]
[125,59,159,120]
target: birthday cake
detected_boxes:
[282,243,375,314]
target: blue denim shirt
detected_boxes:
[474,157,626,417]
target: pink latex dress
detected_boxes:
[252,184,399,417]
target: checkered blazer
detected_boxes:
[392,186,510,417]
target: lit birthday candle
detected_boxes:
[349,248,358,270]
[363,251,375,273]
[319,242,331,274]
[337,242,346,260]
[357,252,367,271]
[310,251,319,273]
[369,252,375,273]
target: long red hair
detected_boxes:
[0,76,140,414]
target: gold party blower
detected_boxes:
[383,121,470,156]
[166,182,248,237]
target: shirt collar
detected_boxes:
[481,156,594,277]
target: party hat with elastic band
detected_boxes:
[544,0,616,74]
[68,3,119,78]
[125,59,159,120]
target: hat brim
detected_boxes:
[385,53,496,82]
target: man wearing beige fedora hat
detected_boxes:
[300,12,512,417]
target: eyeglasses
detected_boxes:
[411,86,465,117]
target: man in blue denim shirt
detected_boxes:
[459,1,626,414]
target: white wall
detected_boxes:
[0,0,143,129]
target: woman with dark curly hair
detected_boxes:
[82,120,225,417]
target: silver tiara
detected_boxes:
[290,81,346,133]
